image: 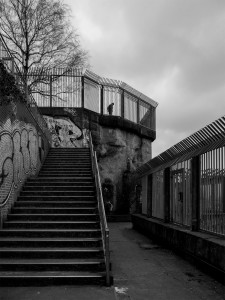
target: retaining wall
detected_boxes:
[132,214,225,284]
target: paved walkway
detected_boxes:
[0,222,225,300]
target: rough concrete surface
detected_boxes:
[111,223,225,300]
[97,126,152,212]
[1,222,225,300]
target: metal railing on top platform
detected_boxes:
[25,68,158,133]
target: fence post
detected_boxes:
[81,76,85,108]
[50,75,52,107]
[121,89,124,118]
[147,174,152,217]
[164,167,170,223]
[100,85,104,115]
[191,156,200,231]
[137,100,140,123]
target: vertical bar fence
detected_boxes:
[200,147,225,236]
[15,67,158,132]
[152,170,164,220]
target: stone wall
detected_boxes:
[95,126,152,213]
[39,107,155,214]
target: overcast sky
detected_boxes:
[65,0,225,158]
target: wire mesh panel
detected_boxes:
[170,160,191,227]
[103,86,121,116]
[152,170,164,219]
[124,92,137,123]
[84,78,100,113]
[200,147,225,236]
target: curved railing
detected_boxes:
[89,132,110,286]
[25,68,158,133]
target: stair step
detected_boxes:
[11,208,97,214]
[18,196,96,201]
[0,229,101,238]
[3,220,100,229]
[22,186,94,191]
[25,182,94,186]
[43,162,91,164]
[38,174,92,177]
[41,167,92,170]
[15,201,97,207]
[27,177,93,182]
[22,186,95,192]
[0,271,106,286]
[39,171,92,174]
[20,191,95,196]
[0,248,103,259]
[0,258,105,272]
[44,158,91,161]
[7,214,98,221]
[0,237,102,247]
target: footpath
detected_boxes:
[0,222,225,300]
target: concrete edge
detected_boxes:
[131,214,225,285]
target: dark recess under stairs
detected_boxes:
[0,148,109,285]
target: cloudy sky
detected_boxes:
[65,0,225,158]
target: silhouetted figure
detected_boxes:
[107,103,114,115]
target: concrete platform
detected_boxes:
[1,222,225,300]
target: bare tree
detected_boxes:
[0,0,88,102]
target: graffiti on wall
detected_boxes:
[43,115,89,148]
[0,116,44,206]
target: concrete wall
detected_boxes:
[132,214,225,283]
[0,65,50,226]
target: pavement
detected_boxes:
[1,222,225,300]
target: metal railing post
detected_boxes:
[105,229,110,286]
[191,155,200,231]
[81,76,85,108]
[121,89,124,118]
[100,85,104,115]
[147,174,153,217]
[164,167,171,223]
[50,75,53,107]
[137,99,140,124]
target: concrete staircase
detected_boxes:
[0,148,107,285]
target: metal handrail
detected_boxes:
[89,132,110,286]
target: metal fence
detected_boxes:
[170,160,191,227]
[0,32,157,132]
[152,170,164,220]
[200,148,225,235]
[136,115,225,237]
[24,68,157,132]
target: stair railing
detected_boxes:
[89,132,110,286]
